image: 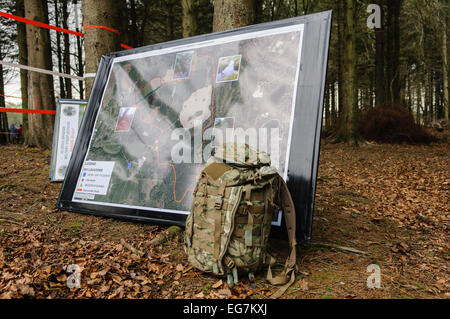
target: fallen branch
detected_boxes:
[309,242,369,256]
[416,215,448,230]
[120,238,145,257]
[1,210,25,216]
[0,218,23,226]
[146,226,182,247]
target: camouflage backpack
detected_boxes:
[184,143,297,298]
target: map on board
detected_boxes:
[72,25,304,215]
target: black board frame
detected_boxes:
[57,11,332,242]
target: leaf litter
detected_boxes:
[0,143,448,299]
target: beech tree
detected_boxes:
[182,0,198,37]
[213,0,256,32]
[0,44,10,145]
[16,0,28,139]
[0,0,16,144]
[24,0,56,148]
[335,0,358,144]
[82,0,121,96]
[0,0,447,147]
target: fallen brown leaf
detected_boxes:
[212,280,223,289]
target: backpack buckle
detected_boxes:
[215,195,223,210]
[224,256,235,269]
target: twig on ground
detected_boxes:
[146,226,182,247]
[309,242,369,256]
[120,238,145,257]
[416,215,448,230]
[0,218,23,226]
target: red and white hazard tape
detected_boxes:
[0,11,133,50]
[0,108,56,115]
[0,10,135,115]
[0,60,86,81]
[0,11,134,81]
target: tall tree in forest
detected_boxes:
[336,0,344,120]
[131,1,150,47]
[0,45,9,145]
[61,0,72,98]
[15,0,28,139]
[128,0,138,46]
[385,0,402,107]
[54,0,66,98]
[441,4,449,120]
[182,0,198,37]
[82,0,121,96]
[374,0,385,107]
[182,0,213,38]
[0,0,16,144]
[24,0,56,148]
[213,0,255,32]
[336,0,358,144]
[166,0,177,40]
[73,0,83,99]
[116,0,129,48]
[143,1,182,45]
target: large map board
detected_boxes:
[58,12,332,242]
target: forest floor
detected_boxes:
[0,140,448,299]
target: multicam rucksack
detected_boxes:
[184,143,297,298]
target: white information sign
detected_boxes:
[50,100,87,182]
[74,161,115,196]
[54,104,80,180]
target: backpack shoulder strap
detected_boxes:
[266,175,297,299]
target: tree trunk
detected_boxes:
[434,74,441,120]
[331,81,337,125]
[407,71,412,114]
[16,0,29,138]
[62,0,72,99]
[416,78,422,124]
[138,0,150,47]
[424,70,429,123]
[443,25,449,120]
[54,0,66,98]
[370,74,375,108]
[375,0,385,107]
[213,0,255,32]
[166,0,176,40]
[325,83,331,130]
[24,0,56,148]
[336,0,344,120]
[428,72,434,122]
[182,0,198,38]
[82,0,121,97]
[129,0,138,47]
[254,0,264,23]
[336,0,358,145]
[0,46,9,145]
[73,0,83,99]
[385,0,402,107]
[392,0,401,106]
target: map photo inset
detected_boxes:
[173,51,194,80]
[115,107,137,132]
[216,55,242,83]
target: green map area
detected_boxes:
[73,28,303,213]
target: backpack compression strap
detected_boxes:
[267,175,297,299]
